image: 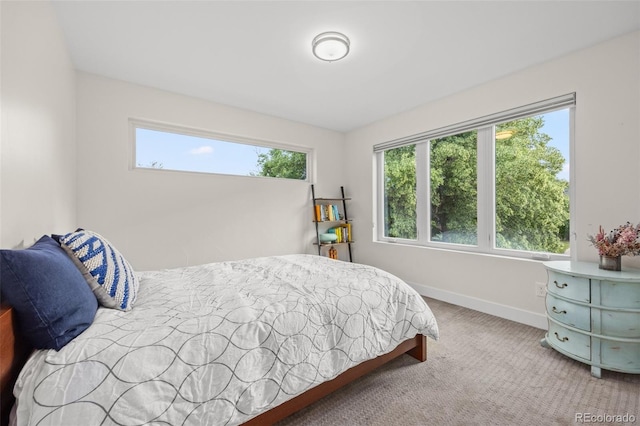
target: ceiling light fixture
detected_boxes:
[312,31,350,62]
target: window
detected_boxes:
[430,130,478,246]
[131,120,310,181]
[376,94,574,260]
[383,145,416,239]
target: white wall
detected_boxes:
[0,1,77,249]
[344,31,640,328]
[76,73,346,270]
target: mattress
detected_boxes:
[12,254,439,425]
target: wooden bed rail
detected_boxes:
[1,306,32,426]
[244,334,427,425]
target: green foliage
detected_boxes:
[494,118,569,253]
[254,149,307,180]
[430,131,477,244]
[384,145,417,238]
[383,116,570,254]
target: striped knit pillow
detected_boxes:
[60,230,138,311]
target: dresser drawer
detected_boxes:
[600,339,640,372]
[546,293,590,331]
[547,271,590,302]
[600,310,640,338]
[599,280,640,309]
[547,322,591,361]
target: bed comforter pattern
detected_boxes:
[14,255,438,425]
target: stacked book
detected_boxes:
[314,204,341,222]
[328,224,352,243]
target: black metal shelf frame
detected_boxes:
[311,185,353,262]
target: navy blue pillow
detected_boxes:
[0,235,98,350]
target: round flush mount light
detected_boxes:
[312,31,350,62]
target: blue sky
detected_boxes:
[136,128,270,176]
[540,108,570,181]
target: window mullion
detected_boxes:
[476,127,494,251]
[375,152,385,241]
[416,142,429,244]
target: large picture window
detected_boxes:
[376,94,574,259]
[131,120,310,181]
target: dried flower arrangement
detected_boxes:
[588,222,640,257]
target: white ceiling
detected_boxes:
[52,1,640,132]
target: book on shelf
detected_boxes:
[328,223,352,243]
[313,204,342,222]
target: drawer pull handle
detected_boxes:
[554,332,569,342]
[554,280,567,289]
[552,307,567,315]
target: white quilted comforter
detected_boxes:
[14,255,439,425]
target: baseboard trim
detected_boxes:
[408,281,548,330]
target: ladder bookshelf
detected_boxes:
[311,185,353,262]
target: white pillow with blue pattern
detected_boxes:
[60,229,138,311]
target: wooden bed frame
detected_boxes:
[0,304,426,426]
[0,306,32,426]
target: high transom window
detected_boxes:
[375,94,574,260]
[131,120,310,181]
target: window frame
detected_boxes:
[375,94,575,261]
[129,118,313,182]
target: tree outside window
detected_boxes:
[380,107,571,258]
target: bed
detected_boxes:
[0,233,438,426]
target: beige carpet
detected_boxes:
[278,298,640,426]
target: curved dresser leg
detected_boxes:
[540,336,550,348]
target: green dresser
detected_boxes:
[541,261,640,378]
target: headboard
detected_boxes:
[0,306,32,426]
